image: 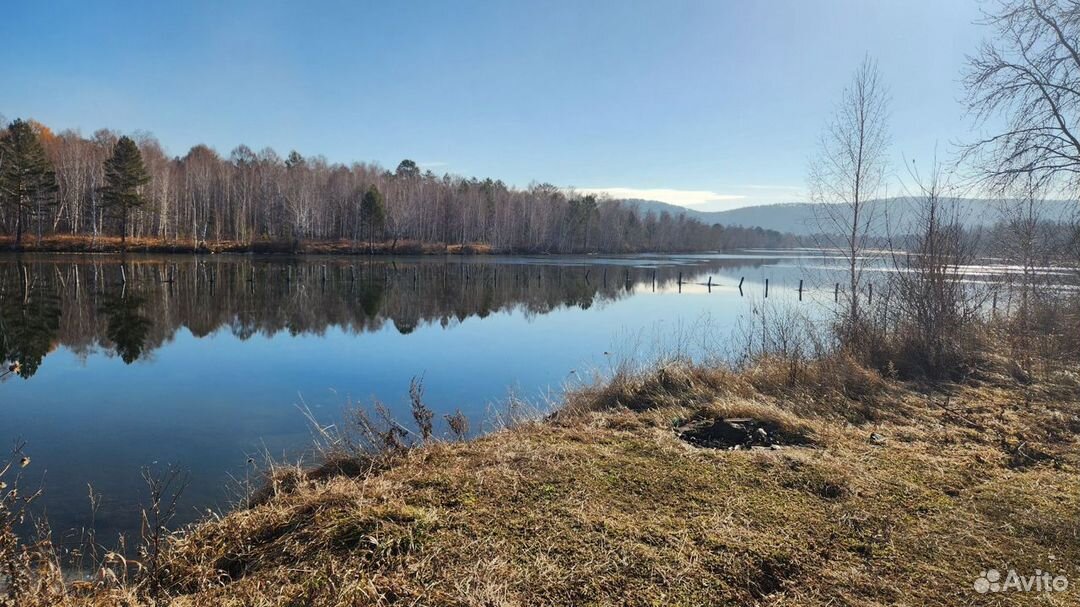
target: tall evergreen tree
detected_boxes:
[359,185,386,253]
[100,136,151,249]
[0,119,57,246]
[395,159,420,179]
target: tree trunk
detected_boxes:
[14,208,24,247]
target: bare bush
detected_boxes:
[734,299,828,385]
[444,410,470,442]
[409,376,434,443]
[884,163,989,378]
[345,401,412,459]
[139,464,188,599]
[0,442,49,606]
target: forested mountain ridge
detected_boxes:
[0,118,796,253]
[624,197,1076,237]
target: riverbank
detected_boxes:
[0,235,495,256]
[11,353,1080,605]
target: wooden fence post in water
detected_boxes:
[868,283,873,304]
[707,276,712,292]
[764,278,769,298]
[798,279,803,301]
[738,276,744,296]
[834,283,839,302]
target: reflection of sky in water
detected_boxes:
[2,249,1024,545]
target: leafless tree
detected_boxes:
[1001,178,1055,312]
[809,57,891,347]
[963,0,1080,193]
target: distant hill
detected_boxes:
[618,199,731,226]
[621,198,1076,236]
[707,202,825,235]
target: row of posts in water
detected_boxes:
[59,261,1008,312]
[108,261,894,303]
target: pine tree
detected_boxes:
[100,136,150,249]
[0,119,57,247]
[395,159,420,179]
[359,185,386,253]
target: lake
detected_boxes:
[0,250,888,549]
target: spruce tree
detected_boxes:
[0,119,57,247]
[100,136,150,249]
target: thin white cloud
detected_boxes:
[733,184,802,191]
[574,187,745,207]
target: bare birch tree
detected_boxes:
[809,57,891,347]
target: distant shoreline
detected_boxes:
[0,235,495,256]
[0,234,749,257]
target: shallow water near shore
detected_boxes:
[0,249,1008,550]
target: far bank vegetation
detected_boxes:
[0,123,792,254]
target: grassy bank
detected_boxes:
[0,235,494,256]
[8,353,1080,606]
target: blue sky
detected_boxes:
[1,0,987,210]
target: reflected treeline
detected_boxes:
[0,263,61,378]
[0,254,780,378]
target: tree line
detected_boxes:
[0,121,793,253]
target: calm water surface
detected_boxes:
[1,251,839,545]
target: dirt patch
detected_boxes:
[677,417,813,450]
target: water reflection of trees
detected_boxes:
[0,255,780,378]
[0,261,61,378]
[101,292,152,364]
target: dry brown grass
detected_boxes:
[8,354,1080,606]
